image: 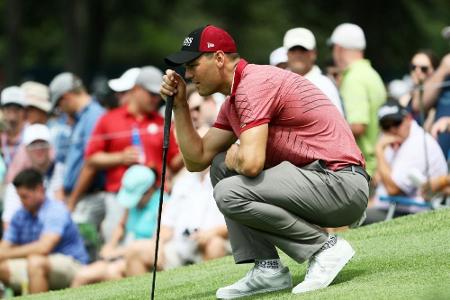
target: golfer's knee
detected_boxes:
[214,179,240,216]
[210,152,227,187]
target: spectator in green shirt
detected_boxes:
[329,23,387,176]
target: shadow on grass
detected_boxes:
[332,267,369,285]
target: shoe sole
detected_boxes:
[216,280,292,299]
[292,248,355,294]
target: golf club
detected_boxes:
[150,93,174,300]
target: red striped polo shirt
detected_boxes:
[213,59,365,171]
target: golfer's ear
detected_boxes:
[215,51,226,68]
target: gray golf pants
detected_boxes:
[210,152,369,264]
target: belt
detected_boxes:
[338,165,370,183]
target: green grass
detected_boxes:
[19,208,450,300]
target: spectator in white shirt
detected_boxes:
[365,101,448,224]
[283,27,344,114]
[124,169,229,275]
[2,124,63,230]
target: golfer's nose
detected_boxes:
[185,69,193,80]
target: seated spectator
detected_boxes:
[0,86,27,168]
[364,101,447,224]
[67,66,182,242]
[0,169,88,295]
[124,168,228,275]
[6,82,53,184]
[2,124,63,230]
[269,47,288,69]
[71,165,166,287]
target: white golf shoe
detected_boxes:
[216,266,292,299]
[292,236,355,294]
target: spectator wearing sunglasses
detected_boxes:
[364,101,447,224]
[400,50,438,128]
[420,53,450,157]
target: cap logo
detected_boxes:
[183,37,194,47]
[207,42,215,48]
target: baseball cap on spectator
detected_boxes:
[165,25,237,66]
[135,66,164,94]
[23,124,51,146]
[378,101,409,130]
[283,28,316,50]
[116,165,156,208]
[108,67,140,92]
[49,72,84,109]
[21,81,51,113]
[329,23,366,50]
[269,47,288,66]
[1,86,26,107]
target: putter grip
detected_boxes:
[163,95,174,149]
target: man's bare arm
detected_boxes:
[0,234,61,260]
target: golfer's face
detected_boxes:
[184,54,219,96]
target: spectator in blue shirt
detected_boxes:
[0,169,89,294]
[49,73,106,229]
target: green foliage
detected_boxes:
[0,0,449,84]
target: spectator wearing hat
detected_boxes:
[329,23,387,177]
[0,169,88,294]
[108,67,141,106]
[21,81,51,125]
[2,124,63,230]
[124,168,228,276]
[66,66,182,242]
[284,28,343,114]
[49,72,106,230]
[0,87,27,168]
[71,165,167,287]
[364,101,447,224]
[269,47,288,69]
[5,82,54,184]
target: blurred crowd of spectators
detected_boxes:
[0,22,449,296]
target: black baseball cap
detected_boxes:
[165,25,237,66]
[378,101,409,129]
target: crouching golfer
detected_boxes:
[161,25,369,299]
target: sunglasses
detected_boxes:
[380,119,403,131]
[409,64,430,73]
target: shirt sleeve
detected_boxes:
[340,76,370,125]
[41,206,68,236]
[234,76,279,133]
[3,213,20,244]
[85,114,107,157]
[2,183,22,223]
[213,99,232,131]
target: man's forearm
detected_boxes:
[88,152,123,170]
[422,68,448,111]
[173,104,208,170]
[67,163,97,210]
[2,242,49,259]
[376,151,401,195]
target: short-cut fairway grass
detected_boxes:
[19,208,450,300]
